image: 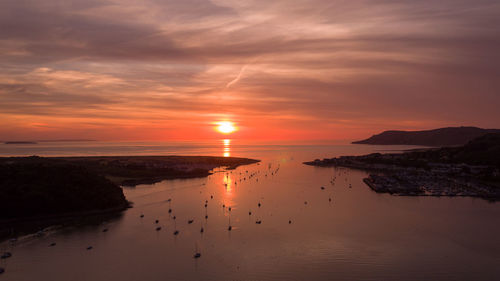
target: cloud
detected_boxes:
[226,64,248,88]
[1,0,500,140]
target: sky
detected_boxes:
[1,0,499,141]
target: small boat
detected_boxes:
[140,214,144,218]
[194,253,201,258]
[0,267,4,274]
[1,252,12,259]
[156,227,162,231]
[102,228,109,232]
[173,230,179,235]
[49,242,57,247]
[255,220,262,224]
[155,220,159,224]
[188,219,194,224]
[87,246,93,250]
[228,225,232,231]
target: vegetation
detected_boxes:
[401,133,500,168]
[55,156,260,186]
[0,157,128,220]
[0,155,259,221]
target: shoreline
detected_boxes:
[0,155,260,240]
[1,155,261,187]
[304,156,500,201]
[50,155,261,186]
[0,204,130,242]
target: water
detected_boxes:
[1,141,499,281]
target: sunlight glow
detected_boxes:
[216,121,237,134]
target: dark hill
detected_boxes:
[442,132,500,167]
[353,126,500,147]
[0,157,128,220]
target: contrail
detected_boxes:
[226,64,248,88]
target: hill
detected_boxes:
[352,126,500,147]
[410,132,500,167]
[0,157,129,221]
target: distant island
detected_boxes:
[305,133,500,201]
[0,156,259,223]
[352,126,500,147]
[3,139,96,144]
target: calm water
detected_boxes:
[0,141,499,281]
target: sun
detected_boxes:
[215,121,237,134]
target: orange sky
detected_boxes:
[1,0,499,141]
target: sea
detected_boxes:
[0,140,499,281]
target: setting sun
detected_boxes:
[215,121,237,134]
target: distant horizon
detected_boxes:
[2,125,498,143]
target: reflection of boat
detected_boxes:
[194,243,201,258]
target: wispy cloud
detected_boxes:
[226,64,248,88]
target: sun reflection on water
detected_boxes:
[222,139,231,157]
[223,173,232,192]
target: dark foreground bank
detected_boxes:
[0,155,259,238]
